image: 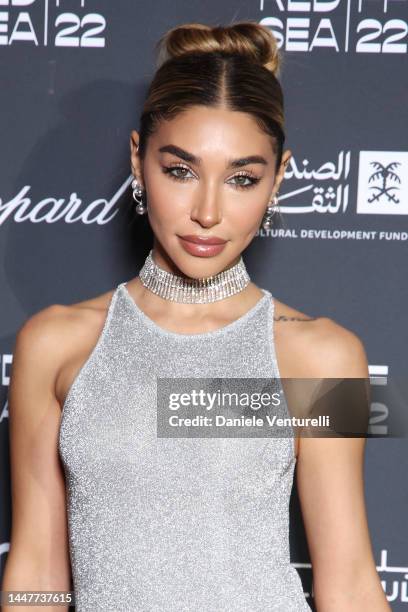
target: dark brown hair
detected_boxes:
[138,21,285,173]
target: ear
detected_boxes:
[130,129,144,187]
[271,149,292,198]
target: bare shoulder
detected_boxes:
[17,287,116,348]
[15,286,117,407]
[273,297,369,379]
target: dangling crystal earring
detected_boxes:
[131,143,147,215]
[262,193,279,230]
[131,177,147,215]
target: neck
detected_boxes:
[139,244,250,304]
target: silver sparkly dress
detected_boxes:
[59,282,312,611]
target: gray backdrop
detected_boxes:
[1,1,407,609]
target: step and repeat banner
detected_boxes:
[0,1,407,609]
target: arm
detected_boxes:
[1,307,72,612]
[296,323,391,611]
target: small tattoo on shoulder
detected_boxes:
[274,315,318,322]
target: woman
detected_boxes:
[2,20,390,612]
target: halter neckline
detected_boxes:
[119,282,272,340]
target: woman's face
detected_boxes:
[130,105,291,278]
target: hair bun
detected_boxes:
[156,21,282,77]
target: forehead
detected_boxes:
[150,105,272,155]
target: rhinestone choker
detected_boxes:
[139,249,251,303]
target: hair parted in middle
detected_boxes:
[138,21,286,174]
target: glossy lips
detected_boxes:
[178,234,227,257]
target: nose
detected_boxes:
[190,183,222,228]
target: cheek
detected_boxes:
[148,191,189,227]
[223,193,267,230]
[144,168,192,220]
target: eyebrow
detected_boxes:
[158,144,268,168]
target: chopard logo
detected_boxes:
[0,178,132,225]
